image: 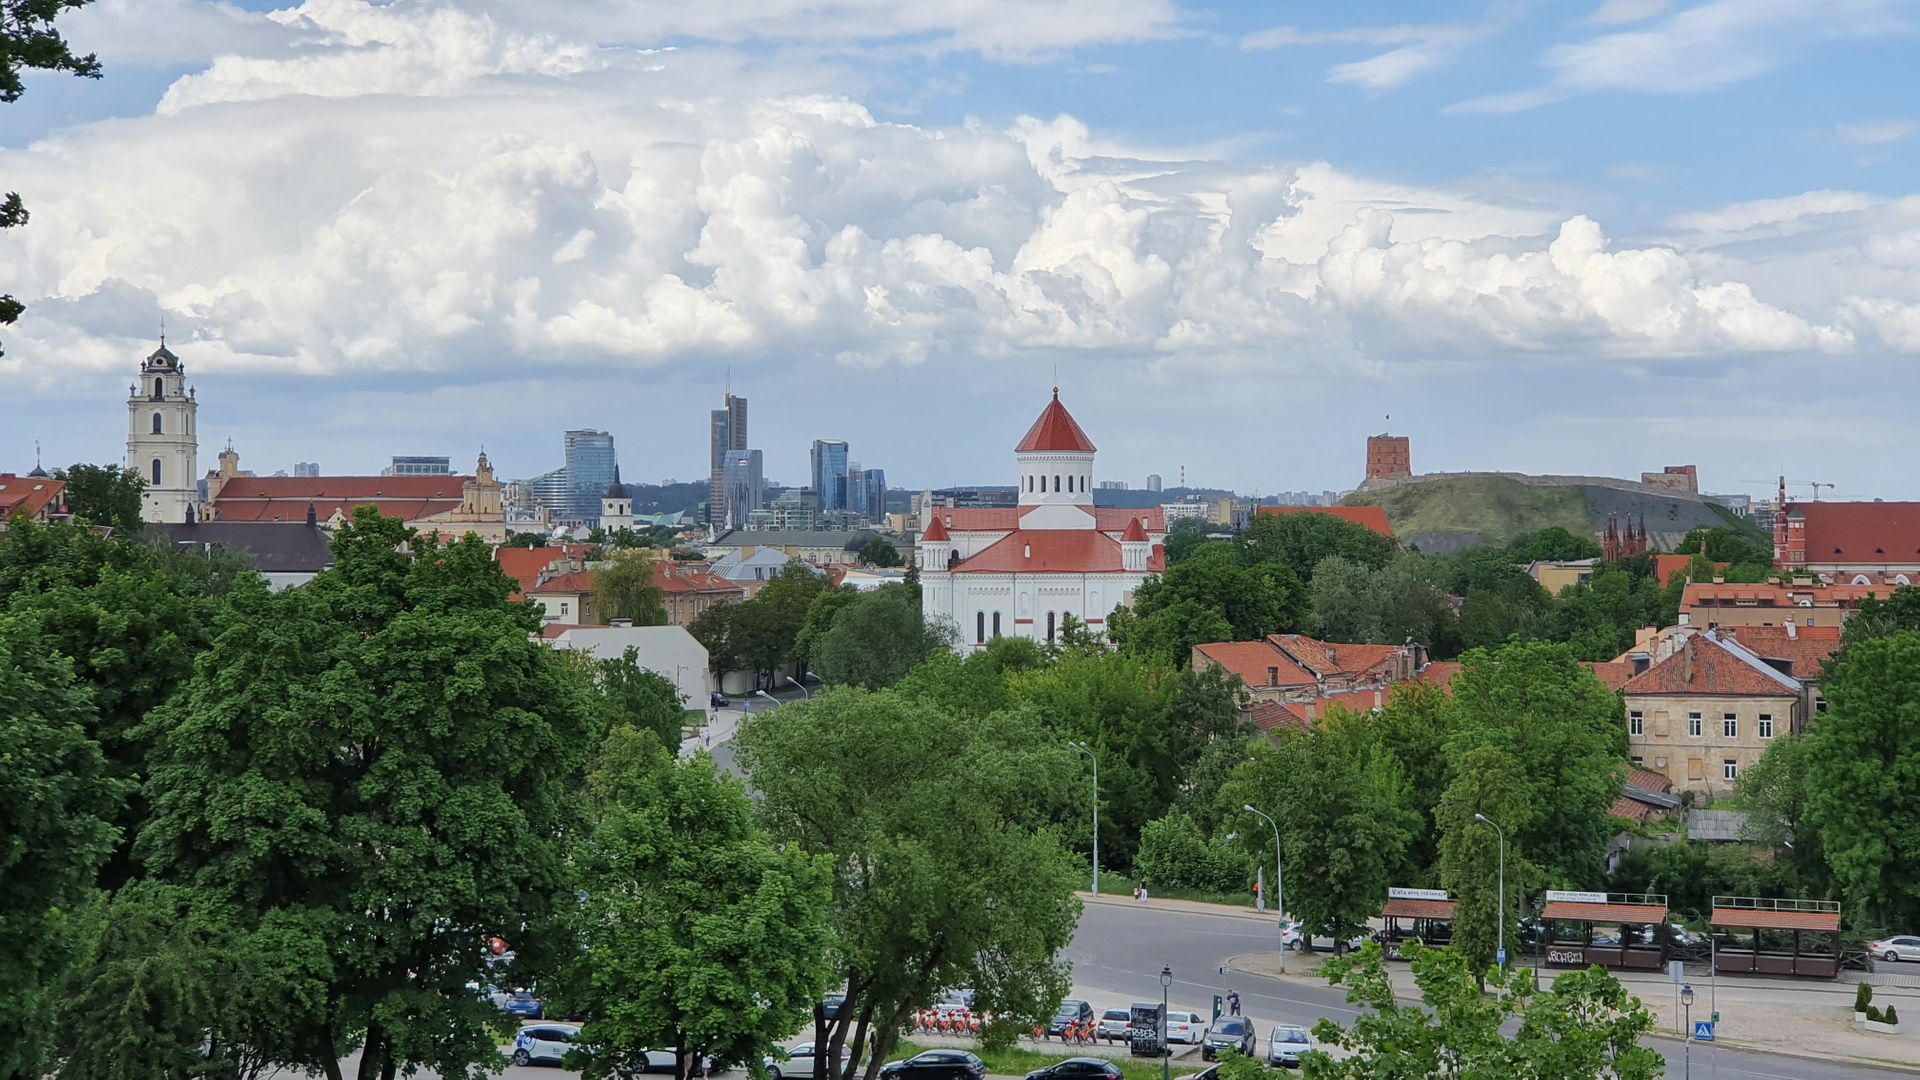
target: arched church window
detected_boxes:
[150,458,162,486]
[1046,611,1056,641]
[1053,475,1060,492]
[151,412,163,434]
[153,377,164,399]
[992,612,1002,637]
[976,612,986,644]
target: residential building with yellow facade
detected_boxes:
[1623,631,1803,797]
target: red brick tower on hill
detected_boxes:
[1366,434,1411,481]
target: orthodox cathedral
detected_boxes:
[918,391,1165,648]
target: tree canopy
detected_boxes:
[56,463,146,532]
[811,584,951,690]
[591,548,669,626]
[567,727,835,1080]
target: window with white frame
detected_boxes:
[1688,712,1702,737]
[1722,713,1738,739]
[1629,710,1643,737]
[1758,713,1774,739]
[1723,759,1738,782]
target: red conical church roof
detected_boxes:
[1015,389,1097,454]
[921,514,950,542]
[1121,516,1148,542]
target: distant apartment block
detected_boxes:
[1098,480,1128,490]
[1146,473,1162,492]
[292,461,320,477]
[383,455,451,476]
[1365,433,1411,481]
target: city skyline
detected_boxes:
[5,1,1920,496]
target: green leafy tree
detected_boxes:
[1511,527,1603,562]
[794,587,863,668]
[1162,519,1213,565]
[1550,566,1670,661]
[567,727,835,1080]
[1842,585,1920,649]
[2,0,103,352]
[689,599,742,676]
[1239,511,1398,581]
[591,548,669,625]
[1370,554,1460,655]
[1106,597,1233,669]
[856,536,902,567]
[133,509,594,1080]
[1435,746,1533,984]
[1447,641,1626,887]
[732,562,829,686]
[55,463,147,532]
[1134,811,1250,893]
[1802,631,1920,928]
[560,644,687,749]
[1308,555,1377,642]
[1735,733,1827,890]
[812,584,952,690]
[1366,682,1455,877]
[0,617,124,1079]
[1224,714,1416,946]
[1305,942,1660,1080]
[733,689,1083,1080]
[0,519,245,886]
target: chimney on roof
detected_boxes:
[306,502,317,528]
[1684,641,1695,685]
[1786,621,1797,641]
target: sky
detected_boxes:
[3,0,1919,498]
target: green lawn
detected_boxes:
[1092,872,1259,910]
[892,1039,1196,1080]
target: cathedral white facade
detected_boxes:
[918,391,1165,649]
[125,342,199,523]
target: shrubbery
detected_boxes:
[1133,812,1250,893]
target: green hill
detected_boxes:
[1344,474,1765,554]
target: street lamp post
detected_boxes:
[756,690,780,710]
[786,676,811,700]
[1159,966,1173,1080]
[1682,983,1695,1080]
[1242,805,1284,975]
[1473,813,1508,980]
[1069,741,1099,896]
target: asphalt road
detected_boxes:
[1067,899,1912,1080]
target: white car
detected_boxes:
[1097,1009,1133,1040]
[1279,921,1368,954]
[510,1024,581,1067]
[768,1042,853,1079]
[1165,1011,1206,1044]
[1870,935,1920,962]
[1267,1025,1313,1069]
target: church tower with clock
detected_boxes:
[125,338,200,523]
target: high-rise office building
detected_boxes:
[383,455,451,476]
[1146,473,1162,492]
[293,462,321,477]
[708,393,748,524]
[527,428,618,525]
[721,449,763,529]
[810,439,850,512]
[847,467,887,522]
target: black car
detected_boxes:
[711,692,732,708]
[879,1051,985,1080]
[1201,1017,1253,1061]
[1024,1058,1122,1080]
[821,995,847,1020]
[1046,999,1094,1035]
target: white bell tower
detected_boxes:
[601,466,635,532]
[125,338,199,523]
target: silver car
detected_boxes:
[1267,1025,1313,1069]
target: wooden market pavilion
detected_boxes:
[1379,887,1454,959]
[1539,891,1669,971]
[1710,896,1842,978]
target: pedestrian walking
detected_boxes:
[1227,990,1241,1017]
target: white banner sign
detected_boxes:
[1388,887,1449,901]
[1545,890,1608,904]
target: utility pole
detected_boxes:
[1070,742,1099,896]
[1243,805,1284,975]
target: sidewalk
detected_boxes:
[1229,949,1920,1070]
[1079,890,1278,924]
[681,706,744,757]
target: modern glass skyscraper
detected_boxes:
[847,467,886,522]
[526,429,618,525]
[708,393,747,524]
[721,449,763,529]
[811,439,849,511]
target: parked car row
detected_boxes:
[1175,1025,1317,1075]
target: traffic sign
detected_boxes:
[1667,960,1684,983]
[1496,948,1507,967]
[1692,1021,1714,1042]
[1212,995,1223,1024]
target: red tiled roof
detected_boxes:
[1382,898,1456,920]
[530,570,596,595]
[212,475,467,524]
[1411,661,1462,693]
[1791,501,1920,564]
[921,515,950,541]
[1195,641,1316,689]
[540,622,584,639]
[1683,582,1894,607]
[1621,634,1800,698]
[1626,766,1672,794]
[1242,700,1308,734]
[1718,625,1842,679]
[949,530,1163,574]
[0,474,65,522]
[1652,554,1728,588]
[1015,391,1097,453]
[1269,635,1401,680]
[1258,504,1394,538]
[1710,907,1841,932]
[496,545,593,595]
[1609,797,1652,824]
[933,506,1166,533]
[1584,660,1637,691]
[1121,516,1148,542]
[1541,901,1668,924]
[655,562,742,595]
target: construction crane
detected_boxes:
[1739,479,1837,501]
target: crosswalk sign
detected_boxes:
[1692,1021,1714,1042]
